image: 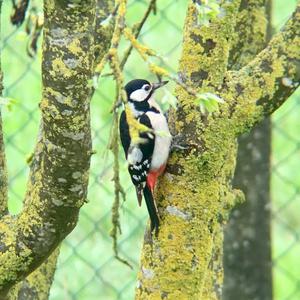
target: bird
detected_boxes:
[119,79,172,234]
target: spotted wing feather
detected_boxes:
[127,113,154,185]
[119,111,154,183]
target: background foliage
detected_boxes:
[0,0,299,299]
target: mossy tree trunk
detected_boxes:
[136,1,299,299]
[0,0,114,298]
[224,1,273,299]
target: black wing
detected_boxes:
[127,113,154,185]
[119,110,130,158]
[119,111,154,185]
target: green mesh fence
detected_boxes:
[0,1,299,299]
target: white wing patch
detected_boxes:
[127,146,143,165]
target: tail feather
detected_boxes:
[143,185,160,234]
[135,185,143,207]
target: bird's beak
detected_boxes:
[152,80,169,90]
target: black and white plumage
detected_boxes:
[119,79,172,233]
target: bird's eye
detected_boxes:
[144,85,151,91]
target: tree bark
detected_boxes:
[135,1,299,299]
[6,248,59,300]
[223,1,273,299]
[223,119,272,300]
[0,0,96,297]
[0,0,115,297]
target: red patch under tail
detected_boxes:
[146,164,166,194]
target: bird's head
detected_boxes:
[124,79,168,105]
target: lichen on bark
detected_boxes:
[0,0,96,297]
[222,4,300,130]
[6,248,59,300]
[135,1,299,299]
[228,0,269,69]
[136,1,242,299]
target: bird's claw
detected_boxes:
[171,134,188,151]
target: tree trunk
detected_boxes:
[0,0,115,297]
[223,1,273,299]
[223,119,272,300]
[135,1,299,299]
[0,1,96,297]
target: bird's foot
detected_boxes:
[171,134,188,151]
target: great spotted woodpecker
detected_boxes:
[119,79,172,233]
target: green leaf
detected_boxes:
[195,92,224,114]
[195,1,221,26]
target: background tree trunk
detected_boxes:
[223,1,273,299]
[223,119,272,299]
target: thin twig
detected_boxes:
[119,0,156,70]
[123,27,198,97]
[110,108,132,269]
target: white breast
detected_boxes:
[146,111,172,170]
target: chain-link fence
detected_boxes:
[1,0,299,299]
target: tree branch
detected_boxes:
[223,3,300,133]
[228,0,269,70]
[119,0,156,70]
[178,0,241,92]
[0,0,95,296]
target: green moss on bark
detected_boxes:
[136,2,299,300]
[229,0,268,69]
[136,1,242,299]
[7,248,59,300]
[0,0,96,296]
[223,5,300,132]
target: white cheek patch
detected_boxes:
[130,89,148,102]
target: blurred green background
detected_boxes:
[1,0,299,299]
